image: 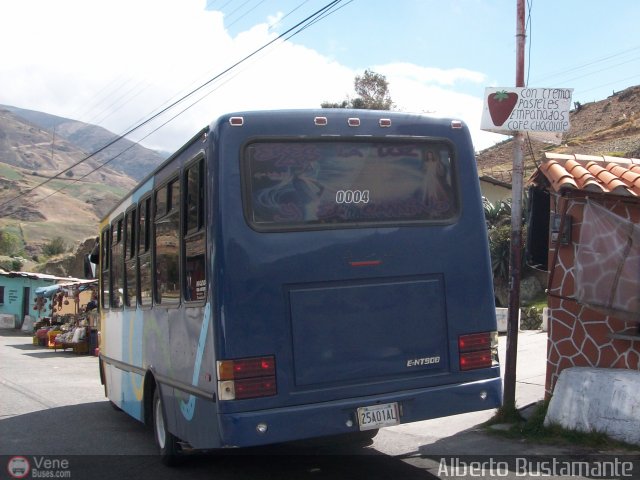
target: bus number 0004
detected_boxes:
[335,190,370,204]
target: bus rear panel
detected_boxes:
[210,110,500,447]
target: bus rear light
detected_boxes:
[460,350,493,370]
[460,350,493,371]
[229,116,244,126]
[379,118,392,127]
[314,116,328,126]
[217,356,275,380]
[451,120,463,129]
[348,118,361,127]
[217,356,277,400]
[235,376,277,399]
[459,332,495,352]
[458,332,498,371]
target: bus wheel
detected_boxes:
[153,388,181,466]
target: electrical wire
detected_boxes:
[4,0,346,207]
[226,0,267,29]
[525,0,532,86]
[294,0,352,34]
[530,45,640,85]
[225,0,257,22]
[268,0,312,32]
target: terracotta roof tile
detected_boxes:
[540,160,578,190]
[564,159,600,190]
[533,153,640,197]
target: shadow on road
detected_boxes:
[1,401,434,479]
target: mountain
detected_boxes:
[476,85,640,184]
[0,106,167,259]
[0,105,167,182]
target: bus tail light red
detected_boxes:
[217,356,276,400]
[458,332,498,371]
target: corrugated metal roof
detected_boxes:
[0,270,85,282]
[533,153,640,197]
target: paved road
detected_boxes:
[2,328,637,479]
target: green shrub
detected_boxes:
[0,231,23,256]
[43,237,67,256]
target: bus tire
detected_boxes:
[152,387,181,466]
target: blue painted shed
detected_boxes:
[0,271,74,328]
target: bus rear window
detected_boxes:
[243,140,459,230]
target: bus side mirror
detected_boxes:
[84,237,99,279]
[84,254,96,279]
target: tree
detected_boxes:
[483,198,529,307]
[321,69,394,110]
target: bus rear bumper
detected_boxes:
[217,376,502,448]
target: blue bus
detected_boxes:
[97,109,501,464]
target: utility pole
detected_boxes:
[503,0,526,412]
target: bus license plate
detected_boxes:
[357,403,400,431]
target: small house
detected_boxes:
[0,271,72,328]
[0,271,95,329]
[529,153,640,396]
[479,174,512,206]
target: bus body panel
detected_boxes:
[216,377,501,447]
[99,110,500,452]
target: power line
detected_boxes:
[1,0,346,208]
[268,0,312,32]
[293,0,352,34]
[577,72,640,96]
[530,44,640,84]
[225,0,255,21]
[226,0,267,29]
[548,55,640,87]
[88,1,319,144]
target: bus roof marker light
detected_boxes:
[348,118,361,127]
[229,116,244,126]
[314,116,328,126]
[379,118,392,127]
[451,120,463,129]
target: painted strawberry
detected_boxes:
[487,90,518,127]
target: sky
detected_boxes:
[1,0,639,157]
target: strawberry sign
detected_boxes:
[487,90,519,127]
[481,87,573,143]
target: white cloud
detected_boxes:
[0,0,503,154]
[376,65,506,150]
[379,63,486,86]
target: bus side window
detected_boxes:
[100,227,110,309]
[110,217,124,309]
[138,196,152,306]
[154,180,180,305]
[124,207,137,308]
[184,158,206,302]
